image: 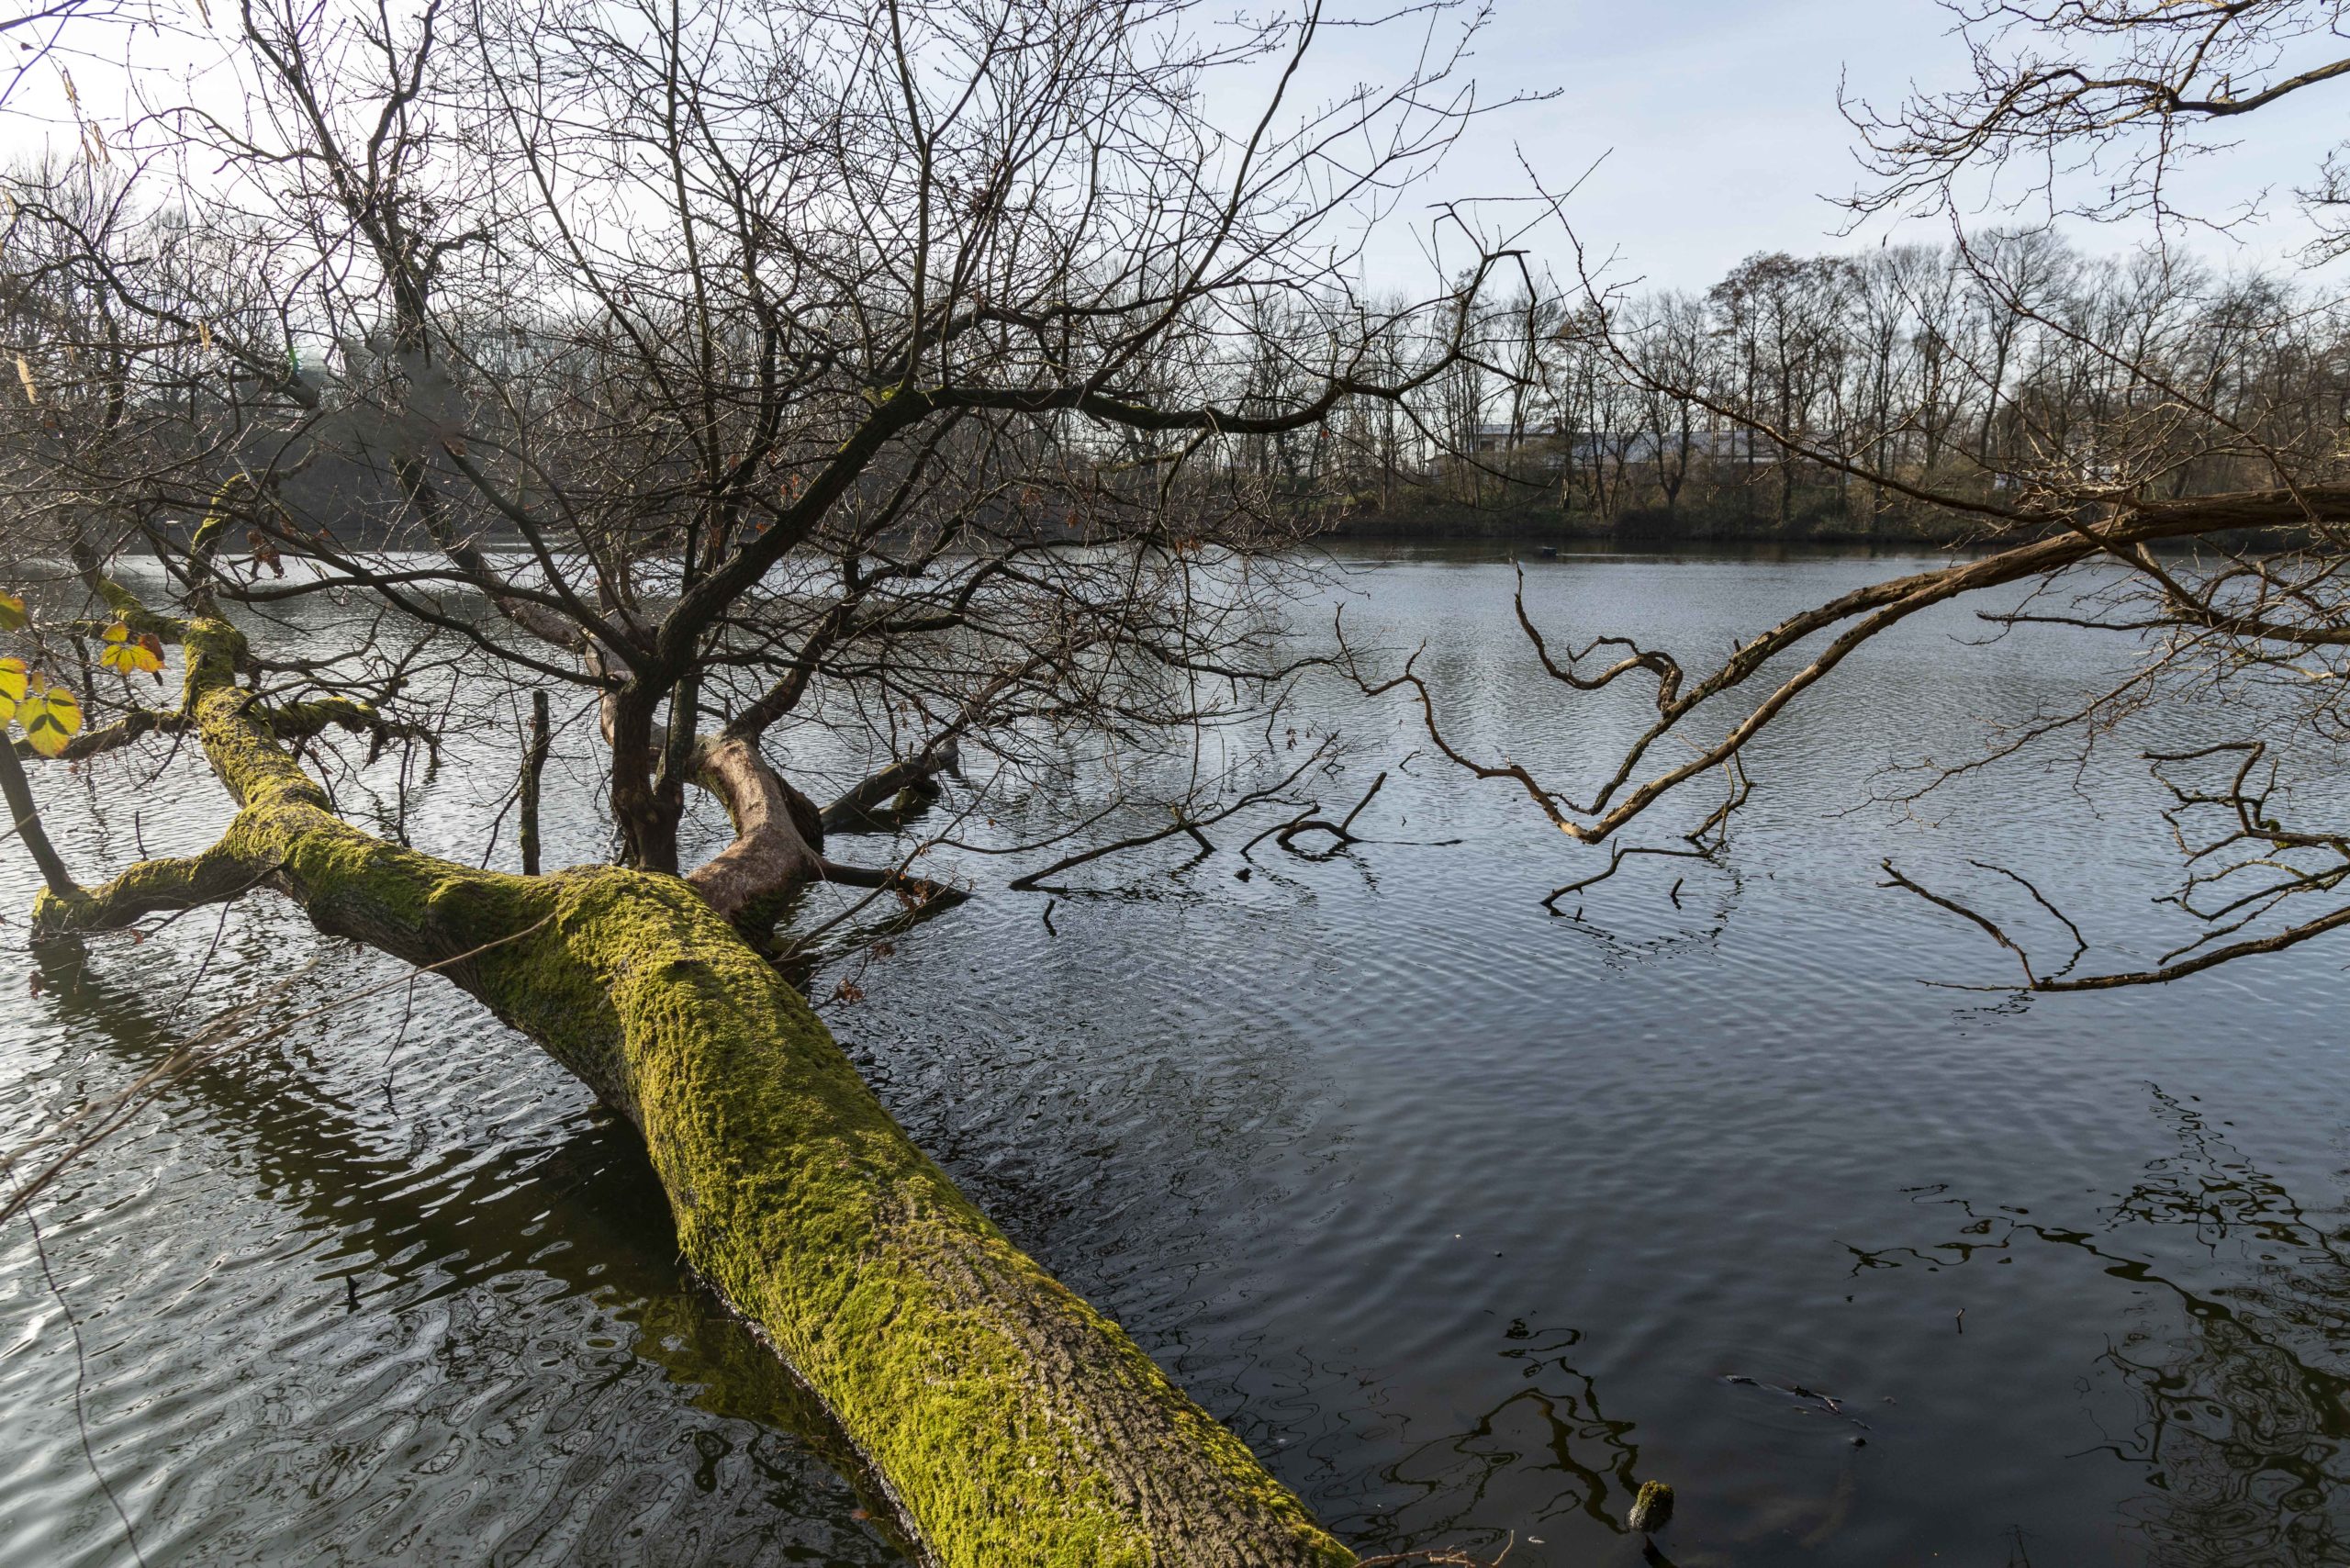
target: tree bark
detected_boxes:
[520,687,551,877]
[30,616,1355,1568]
[0,740,78,902]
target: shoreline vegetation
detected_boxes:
[1290,231,2350,556]
[1320,495,2315,552]
[1326,492,2009,547]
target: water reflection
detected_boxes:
[1543,857,1745,972]
[1849,1087,2350,1568]
[1339,1321,1645,1562]
[9,936,901,1566]
[15,550,2350,1563]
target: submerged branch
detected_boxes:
[1012,745,1335,890]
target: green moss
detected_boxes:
[262,697,374,734]
[188,478,247,569]
[37,610,1358,1568]
[255,844,1353,1564]
[538,872,1351,1567]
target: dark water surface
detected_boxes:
[5,546,2348,1567]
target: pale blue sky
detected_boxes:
[1329,0,2347,293]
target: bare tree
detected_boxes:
[1373,0,2350,991]
[0,0,1530,1560]
[1843,0,2350,252]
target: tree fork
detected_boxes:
[28,618,1356,1568]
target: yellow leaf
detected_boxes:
[20,682,81,756]
[0,590,24,631]
[98,621,164,675]
[13,356,34,406]
[0,657,22,722]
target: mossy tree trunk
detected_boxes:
[30,614,1356,1568]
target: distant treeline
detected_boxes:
[10,174,2333,556]
[1281,232,2347,543]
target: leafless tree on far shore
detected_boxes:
[1372,0,2350,991]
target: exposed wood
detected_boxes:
[684,734,828,925]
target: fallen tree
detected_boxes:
[24,595,1355,1568]
[0,0,1549,1550]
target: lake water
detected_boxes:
[3,545,2346,1567]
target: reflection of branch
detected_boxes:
[1337,1315,1647,1560]
[3,915,553,1227]
[19,927,917,1551]
[1845,1086,2350,1565]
